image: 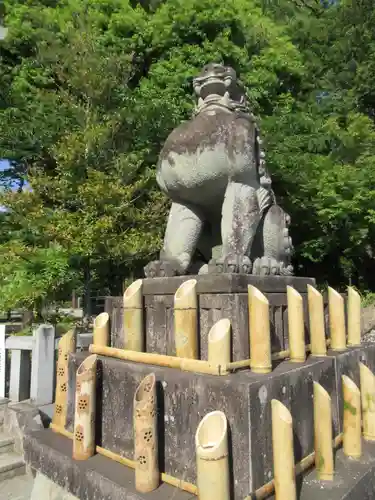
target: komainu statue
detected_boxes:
[144,63,294,277]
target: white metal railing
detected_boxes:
[0,324,92,406]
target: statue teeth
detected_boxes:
[198,98,205,107]
[221,92,230,106]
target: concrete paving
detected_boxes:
[0,474,33,500]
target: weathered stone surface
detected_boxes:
[299,441,375,500]
[143,64,294,278]
[24,430,194,500]
[66,353,337,498]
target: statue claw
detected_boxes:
[144,260,180,278]
[207,254,252,274]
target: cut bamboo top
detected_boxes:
[248,285,269,305]
[174,279,198,309]
[94,312,109,329]
[195,411,228,460]
[77,354,97,376]
[342,375,360,394]
[208,318,231,343]
[58,329,76,352]
[271,399,292,424]
[123,279,143,309]
[134,373,156,406]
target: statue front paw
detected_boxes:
[144,260,179,278]
[252,257,294,276]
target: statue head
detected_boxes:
[192,63,248,114]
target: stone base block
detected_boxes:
[24,429,194,500]
[299,441,375,500]
[66,353,338,498]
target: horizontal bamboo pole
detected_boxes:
[50,423,198,495]
[252,433,343,500]
[347,286,361,347]
[227,340,332,372]
[89,344,223,375]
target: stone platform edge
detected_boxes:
[137,274,316,295]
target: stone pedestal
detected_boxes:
[106,274,319,362]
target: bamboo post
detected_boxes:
[208,319,231,375]
[342,375,362,458]
[196,410,230,500]
[174,279,198,359]
[307,285,327,356]
[93,312,110,346]
[328,287,346,351]
[287,286,306,362]
[347,287,361,346]
[73,354,98,460]
[313,382,334,480]
[124,279,144,352]
[271,400,296,500]
[248,285,272,374]
[359,362,375,441]
[52,330,76,429]
[134,373,159,493]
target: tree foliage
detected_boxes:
[1,0,375,312]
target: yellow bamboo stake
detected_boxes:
[347,287,361,346]
[271,400,296,500]
[89,344,222,375]
[307,285,327,356]
[208,319,231,375]
[73,354,98,461]
[52,330,76,428]
[328,287,346,351]
[134,373,159,493]
[313,382,334,480]
[196,411,230,500]
[359,362,375,441]
[174,279,198,359]
[342,375,362,458]
[124,279,144,352]
[50,423,197,495]
[287,286,306,362]
[250,434,343,500]
[248,285,272,374]
[93,312,110,346]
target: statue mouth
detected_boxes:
[193,76,233,99]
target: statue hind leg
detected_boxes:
[252,204,294,276]
[208,181,260,274]
[144,202,203,277]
